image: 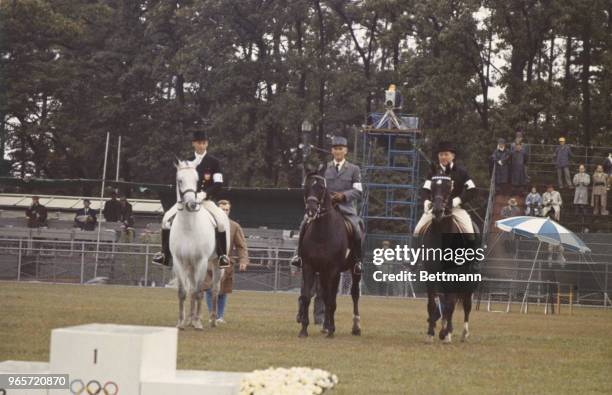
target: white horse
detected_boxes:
[171,160,226,330]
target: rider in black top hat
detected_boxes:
[153,129,231,268]
[414,141,476,235]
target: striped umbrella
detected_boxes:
[495,216,591,253]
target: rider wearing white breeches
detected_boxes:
[153,129,231,267]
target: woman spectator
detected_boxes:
[591,165,608,215]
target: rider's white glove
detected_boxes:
[424,200,432,213]
[497,160,503,166]
[452,197,461,208]
[196,191,207,201]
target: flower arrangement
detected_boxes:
[239,366,339,395]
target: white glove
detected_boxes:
[424,200,432,213]
[452,197,462,208]
[497,160,503,166]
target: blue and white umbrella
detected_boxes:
[495,216,591,253]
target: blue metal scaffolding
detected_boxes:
[360,110,423,252]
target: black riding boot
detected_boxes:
[215,231,230,268]
[290,220,307,268]
[152,229,172,267]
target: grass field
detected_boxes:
[1,282,611,394]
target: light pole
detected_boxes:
[300,120,313,181]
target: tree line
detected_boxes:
[1,0,610,189]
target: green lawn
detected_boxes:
[1,282,611,394]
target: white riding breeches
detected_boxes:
[162,200,228,233]
[414,207,475,235]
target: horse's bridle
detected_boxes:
[176,167,202,212]
[431,175,453,219]
[305,175,328,222]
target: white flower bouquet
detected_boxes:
[239,366,339,395]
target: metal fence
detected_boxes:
[0,237,304,292]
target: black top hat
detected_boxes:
[435,141,456,154]
[331,136,348,147]
[192,130,209,141]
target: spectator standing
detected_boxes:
[573,164,590,215]
[491,138,510,194]
[511,130,530,182]
[74,199,98,231]
[591,165,608,215]
[203,199,249,324]
[102,192,121,222]
[554,137,573,189]
[25,196,48,228]
[604,153,612,187]
[542,185,562,221]
[510,142,528,194]
[525,187,542,216]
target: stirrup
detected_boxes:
[353,261,362,275]
[218,255,230,268]
[152,252,171,267]
[290,255,302,268]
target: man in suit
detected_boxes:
[290,136,364,274]
[152,129,231,267]
[414,141,477,235]
[203,199,249,324]
[74,199,97,231]
[25,196,48,228]
[102,191,121,222]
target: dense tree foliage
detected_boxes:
[1,0,610,188]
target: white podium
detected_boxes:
[1,324,245,395]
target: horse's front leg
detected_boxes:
[462,292,473,342]
[351,272,361,336]
[177,283,187,330]
[298,265,315,337]
[208,261,223,327]
[191,280,205,331]
[440,293,457,344]
[323,272,341,338]
[425,288,438,343]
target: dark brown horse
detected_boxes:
[419,173,480,343]
[297,173,362,338]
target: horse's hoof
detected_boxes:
[325,332,335,338]
[461,331,470,342]
[210,319,217,328]
[298,330,308,338]
[320,327,329,334]
[425,335,434,344]
[442,333,452,344]
[439,329,447,340]
[351,327,361,336]
[193,319,204,330]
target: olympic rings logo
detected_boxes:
[70,379,118,395]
